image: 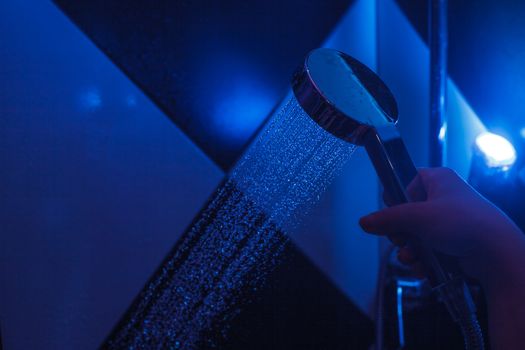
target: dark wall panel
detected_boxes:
[53,0,354,169]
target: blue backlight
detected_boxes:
[78,87,102,111]
[212,83,274,142]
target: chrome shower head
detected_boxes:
[293,48,416,205]
[292,48,398,145]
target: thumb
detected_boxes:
[359,202,430,236]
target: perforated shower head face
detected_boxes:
[292,48,399,145]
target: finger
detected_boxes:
[359,203,430,236]
[416,167,465,199]
[408,167,445,200]
[406,172,428,202]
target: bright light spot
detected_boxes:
[438,123,447,142]
[475,132,516,169]
[520,127,525,138]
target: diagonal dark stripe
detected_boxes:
[52,0,354,170]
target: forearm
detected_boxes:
[482,230,525,349]
[486,284,525,349]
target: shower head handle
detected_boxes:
[363,125,455,285]
[363,125,418,204]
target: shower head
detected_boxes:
[292,50,485,347]
[292,46,457,288]
[292,47,448,284]
[292,48,398,145]
[293,48,417,205]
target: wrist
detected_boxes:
[478,225,525,296]
[482,241,525,350]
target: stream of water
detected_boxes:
[104,96,357,349]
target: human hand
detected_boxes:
[359,167,525,288]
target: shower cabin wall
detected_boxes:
[0,1,223,348]
[378,0,485,179]
[377,0,430,168]
[52,0,354,170]
[0,0,377,348]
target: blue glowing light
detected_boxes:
[520,127,525,138]
[396,285,405,348]
[78,87,102,111]
[194,49,277,145]
[212,87,274,142]
[125,94,137,107]
[475,132,517,169]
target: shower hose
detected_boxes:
[435,277,485,350]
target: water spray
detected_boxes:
[103,56,356,348]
